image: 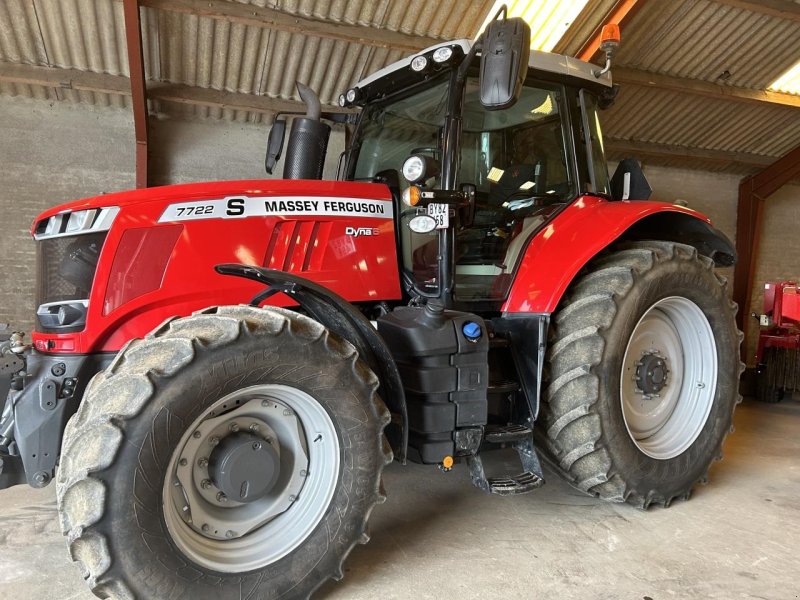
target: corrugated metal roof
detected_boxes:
[0,0,798,172]
[616,0,800,90]
[0,0,493,121]
[603,84,800,158]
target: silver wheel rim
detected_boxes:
[163,384,340,572]
[619,296,717,460]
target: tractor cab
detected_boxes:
[339,19,618,308]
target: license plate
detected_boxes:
[427,203,449,229]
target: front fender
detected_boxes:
[502,196,735,314]
[216,264,408,463]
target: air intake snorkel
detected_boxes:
[282,82,331,180]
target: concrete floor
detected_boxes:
[1,398,798,600]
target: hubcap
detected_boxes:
[163,385,340,572]
[619,296,718,460]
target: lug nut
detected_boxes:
[198,457,208,468]
[201,479,212,489]
[249,424,260,433]
[209,436,220,447]
[300,470,307,477]
[216,492,228,503]
[229,423,240,433]
[179,458,188,467]
[192,431,202,439]
[225,530,235,538]
[261,399,270,407]
[201,524,210,532]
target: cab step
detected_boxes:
[467,434,544,496]
[484,423,531,444]
[487,380,520,395]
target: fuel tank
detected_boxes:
[31,179,401,354]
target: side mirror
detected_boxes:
[479,12,531,111]
[264,118,286,175]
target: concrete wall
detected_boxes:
[0,95,797,368]
[0,96,343,332]
[0,99,134,332]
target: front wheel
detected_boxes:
[56,305,391,599]
[539,242,743,508]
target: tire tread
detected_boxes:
[57,305,391,599]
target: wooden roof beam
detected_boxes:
[0,62,352,115]
[605,138,776,169]
[733,143,800,356]
[135,0,439,53]
[712,0,800,23]
[122,0,150,189]
[577,0,645,62]
[613,67,800,109]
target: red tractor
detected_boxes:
[754,281,800,402]
[0,13,742,600]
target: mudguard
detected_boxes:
[503,196,735,314]
[216,264,408,463]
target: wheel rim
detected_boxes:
[163,384,340,572]
[619,296,717,460]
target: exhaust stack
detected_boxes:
[283,82,331,180]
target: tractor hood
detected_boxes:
[29,178,401,355]
[32,179,393,233]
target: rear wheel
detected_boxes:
[57,305,391,599]
[539,242,743,508]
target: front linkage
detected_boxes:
[0,330,113,488]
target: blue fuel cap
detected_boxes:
[462,321,482,342]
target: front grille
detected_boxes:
[36,232,107,331]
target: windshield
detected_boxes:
[460,78,573,204]
[350,75,451,295]
[455,77,574,302]
[346,73,576,303]
[351,76,450,183]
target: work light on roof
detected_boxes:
[346,88,358,103]
[338,93,346,107]
[410,55,428,72]
[432,47,453,63]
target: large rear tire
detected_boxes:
[538,242,743,508]
[56,305,391,599]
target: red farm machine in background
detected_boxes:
[754,281,800,402]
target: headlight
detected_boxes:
[57,304,84,326]
[34,206,119,240]
[410,55,428,72]
[64,210,93,232]
[402,156,426,183]
[432,47,453,63]
[37,301,88,330]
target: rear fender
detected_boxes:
[502,197,735,314]
[216,264,408,463]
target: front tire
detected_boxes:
[539,242,743,508]
[56,305,391,599]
